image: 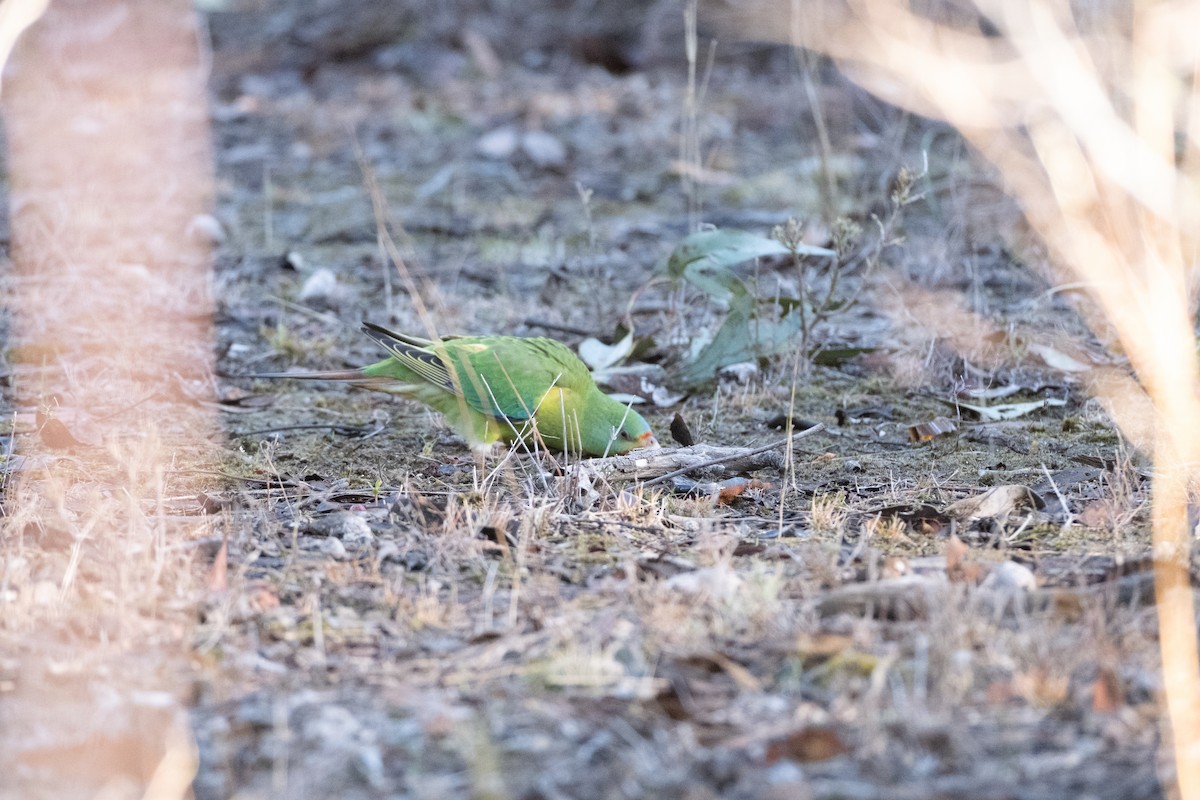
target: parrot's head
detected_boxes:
[535,387,659,457]
[599,401,658,456]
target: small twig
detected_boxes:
[522,318,595,338]
[1039,462,1075,530]
[97,390,161,420]
[643,423,825,487]
[232,422,382,438]
[166,468,323,489]
[267,295,345,327]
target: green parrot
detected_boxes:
[254,322,658,457]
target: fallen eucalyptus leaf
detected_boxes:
[946,485,1045,525]
[665,228,832,283]
[579,332,634,373]
[1028,343,1091,373]
[645,382,686,407]
[957,398,1066,421]
[606,393,646,405]
[664,228,835,388]
[959,384,1023,400]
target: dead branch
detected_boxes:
[572,423,825,484]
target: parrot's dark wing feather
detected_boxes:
[361,322,532,421]
[360,322,456,392]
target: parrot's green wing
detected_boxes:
[360,322,589,423]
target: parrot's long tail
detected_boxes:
[245,369,366,381]
[243,370,398,390]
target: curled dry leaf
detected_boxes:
[35,403,102,451]
[560,466,601,511]
[1092,666,1122,713]
[244,580,280,615]
[606,392,646,406]
[945,484,1045,526]
[764,726,848,764]
[578,332,634,373]
[185,212,225,244]
[702,651,762,691]
[795,632,856,662]
[1027,342,1091,373]
[594,364,684,408]
[664,565,743,600]
[38,417,89,451]
[944,535,987,584]
[670,412,694,446]
[718,361,758,384]
[644,380,686,407]
[668,476,774,506]
[956,397,1066,421]
[715,478,774,505]
[908,417,957,442]
[959,384,1023,400]
[875,503,951,535]
[1013,667,1070,707]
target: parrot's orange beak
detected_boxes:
[637,431,660,449]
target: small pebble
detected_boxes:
[298,267,338,303]
[320,537,348,559]
[476,126,520,159]
[981,560,1037,594]
[185,213,226,244]
[520,130,566,168]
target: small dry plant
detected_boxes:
[809,491,850,535]
[772,163,921,359]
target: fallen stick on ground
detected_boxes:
[569,423,826,484]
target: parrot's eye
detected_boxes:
[617,429,632,441]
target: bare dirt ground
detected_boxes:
[0,2,1175,799]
